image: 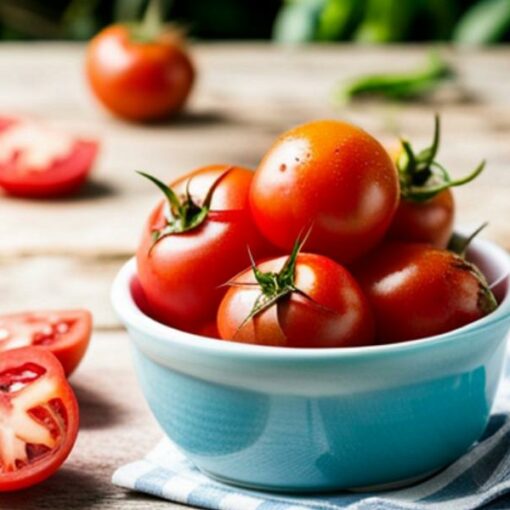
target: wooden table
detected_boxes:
[1,43,509,509]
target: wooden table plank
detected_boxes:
[0,44,509,256]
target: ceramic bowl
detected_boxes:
[111,237,510,492]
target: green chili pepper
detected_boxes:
[334,52,454,103]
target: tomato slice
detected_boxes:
[0,117,98,198]
[0,347,79,491]
[0,310,92,377]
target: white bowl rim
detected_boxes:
[111,237,510,361]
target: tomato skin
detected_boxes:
[0,118,98,198]
[137,165,273,330]
[354,243,493,344]
[250,120,399,264]
[217,253,374,348]
[0,347,79,492]
[86,25,194,122]
[0,310,92,377]
[387,190,454,248]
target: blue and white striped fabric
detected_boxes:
[113,357,510,510]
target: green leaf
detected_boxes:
[354,0,416,43]
[454,0,510,45]
[316,0,363,40]
[272,0,326,43]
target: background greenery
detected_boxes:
[0,0,509,44]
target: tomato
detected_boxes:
[0,347,79,491]
[354,243,497,344]
[217,246,374,348]
[0,117,98,198]
[387,115,483,248]
[137,165,273,330]
[388,189,454,248]
[250,119,399,264]
[86,23,194,122]
[0,310,92,377]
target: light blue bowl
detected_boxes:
[112,238,510,492]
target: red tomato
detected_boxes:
[137,165,273,330]
[387,115,483,248]
[0,310,92,377]
[86,25,194,122]
[387,189,454,248]
[354,243,497,344]
[0,117,98,198]
[0,347,79,491]
[217,253,374,348]
[250,119,399,264]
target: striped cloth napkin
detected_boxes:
[113,357,510,510]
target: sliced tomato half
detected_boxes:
[0,347,79,491]
[0,117,98,198]
[0,310,92,377]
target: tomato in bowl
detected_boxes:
[112,235,510,492]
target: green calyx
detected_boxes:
[448,222,489,258]
[448,223,497,316]
[138,168,231,251]
[397,114,485,202]
[128,0,165,43]
[229,230,330,335]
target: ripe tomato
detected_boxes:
[217,245,374,347]
[0,117,98,198]
[250,119,399,264]
[387,115,484,248]
[388,189,454,248]
[137,165,273,330]
[0,347,79,491]
[86,23,194,122]
[354,243,497,344]
[0,310,92,377]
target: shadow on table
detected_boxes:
[139,108,238,129]
[73,382,128,429]
[0,178,118,203]
[2,468,104,510]
[68,179,118,201]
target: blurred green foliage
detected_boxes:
[0,0,279,40]
[0,0,509,43]
[274,0,510,43]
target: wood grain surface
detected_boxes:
[0,43,509,509]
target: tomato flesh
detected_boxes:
[0,117,98,198]
[0,310,92,376]
[0,347,79,491]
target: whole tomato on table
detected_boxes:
[217,235,374,348]
[0,310,92,377]
[86,0,194,122]
[387,115,485,248]
[0,347,79,491]
[354,242,497,344]
[137,165,273,331]
[250,119,400,264]
[0,117,98,198]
